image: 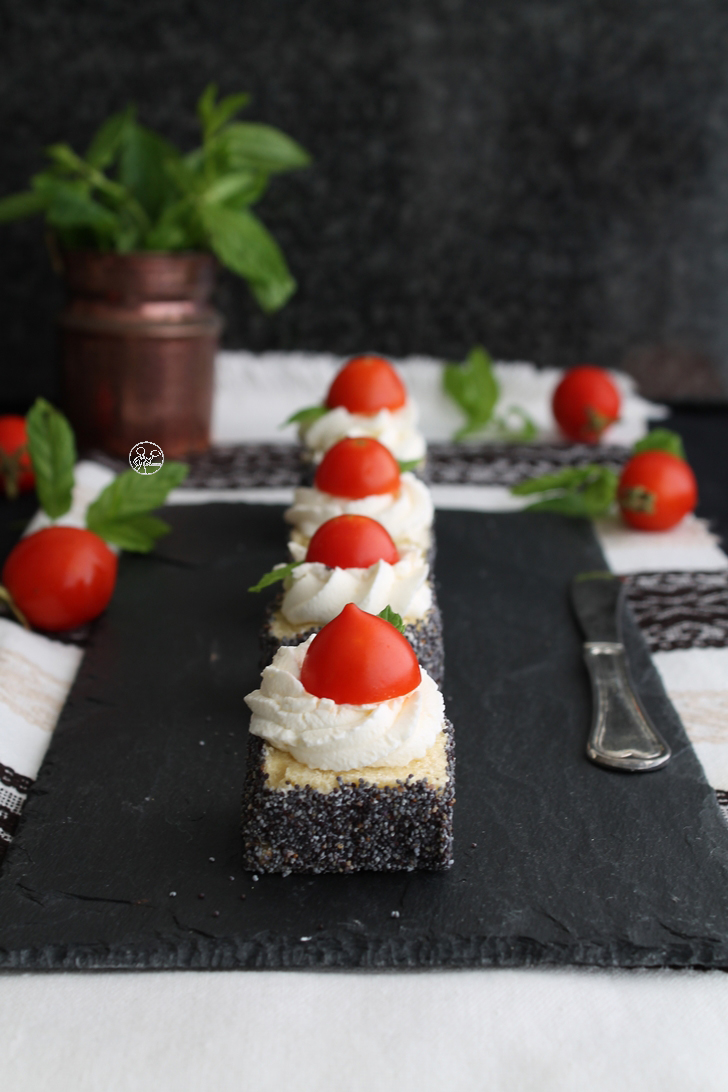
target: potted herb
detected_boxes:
[0,85,310,457]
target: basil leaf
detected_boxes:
[0,190,47,223]
[378,605,406,634]
[491,407,538,443]
[85,107,135,170]
[632,428,685,461]
[26,398,76,519]
[248,561,302,593]
[91,513,172,553]
[512,466,618,519]
[197,85,251,143]
[215,123,311,173]
[202,204,296,312]
[443,346,500,440]
[86,462,189,553]
[283,405,328,428]
[118,122,180,222]
[398,459,421,473]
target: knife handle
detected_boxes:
[583,642,671,771]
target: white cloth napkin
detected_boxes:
[212,351,667,446]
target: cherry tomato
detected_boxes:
[314,437,401,499]
[552,366,621,444]
[2,527,118,631]
[326,355,407,415]
[300,602,421,704]
[306,515,399,568]
[0,416,35,498]
[618,451,697,531]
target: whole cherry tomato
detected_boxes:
[618,451,698,531]
[314,437,401,499]
[326,355,407,415]
[552,366,621,444]
[300,602,421,704]
[0,416,35,498]
[2,526,118,631]
[306,514,400,568]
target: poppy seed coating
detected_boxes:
[241,720,455,874]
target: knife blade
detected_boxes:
[570,571,671,772]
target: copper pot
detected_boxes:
[60,251,223,459]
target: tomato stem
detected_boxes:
[0,585,30,629]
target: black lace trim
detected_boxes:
[624,571,728,653]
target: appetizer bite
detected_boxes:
[284,437,434,562]
[242,603,455,873]
[252,514,444,684]
[291,354,426,468]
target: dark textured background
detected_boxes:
[2,0,728,404]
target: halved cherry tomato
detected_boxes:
[0,416,35,498]
[314,437,401,499]
[618,451,697,531]
[326,355,407,415]
[306,514,399,568]
[552,366,621,444]
[300,602,421,704]
[2,526,118,631]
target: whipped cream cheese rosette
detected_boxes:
[284,471,434,556]
[279,550,431,627]
[300,402,426,465]
[245,636,444,771]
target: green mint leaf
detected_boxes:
[283,405,328,428]
[632,428,685,461]
[88,513,172,553]
[491,407,538,443]
[86,462,189,552]
[378,605,406,634]
[85,106,135,170]
[33,176,120,236]
[398,459,421,473]
[512,465,618,519]
[215,122,311,173]
[118,122,180,222]
[444,346,500,440]
[197,83,219,135]
[0,190,47,223]
[202,204,296,312]
[248,561,302,593]
[26,398,76,519]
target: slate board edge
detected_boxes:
[2,506,728,974]
[2,933,728,971]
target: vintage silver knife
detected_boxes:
[570,571,671,772]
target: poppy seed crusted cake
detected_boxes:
[241,719,454,873]
[242,605,455,874]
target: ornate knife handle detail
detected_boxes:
[583,642,671,771]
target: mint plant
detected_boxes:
[0,85,310,313]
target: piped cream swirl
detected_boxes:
[300,401,426,464]
[279,551,431,627]
[245,637,444,771]
[284,472,433,556]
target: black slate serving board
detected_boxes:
[1,504,728,971]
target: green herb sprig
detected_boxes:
[510,428,687,519]
[377,605,406,634]
[0,86,310,314]
[25,398,188,551]
[443,346,537,442]
[248,561,302,593]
